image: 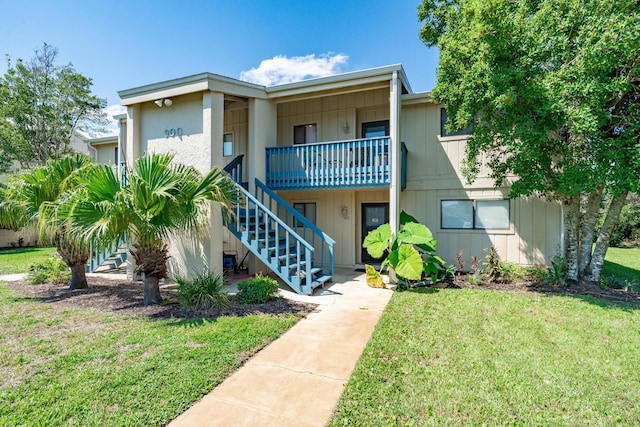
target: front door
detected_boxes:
[361,203,389,263]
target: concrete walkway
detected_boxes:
[169,268,393,427]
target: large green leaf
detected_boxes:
[362,223,391,259]
[396,222,437,251]
[400,211,419,226]
[387,244,423,281]
[365,264,385,288]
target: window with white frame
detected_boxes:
[223,133,233,157]
[294,124,317,145]
[441,199,510,229]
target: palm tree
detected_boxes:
[2,153,95,289]
[70,153,237,305]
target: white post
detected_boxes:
[389,71,402,237]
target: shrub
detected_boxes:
[175,271,229,309]
[610,201,640,247]
[26,257,70,285]
[236,274,279,304]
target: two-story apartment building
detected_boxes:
[116,64,562,294]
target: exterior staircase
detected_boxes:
[224,156,334,295]
[86,238,127,273]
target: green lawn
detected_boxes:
[0,284,299,426]
[0,246,57,274]
[602,246,640,282]
[329,289,640,426]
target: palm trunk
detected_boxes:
[69,262,88,290]
[587,193,627,283]
[142,274,163,305]
[563,196,580,284]
[578,190,602,276]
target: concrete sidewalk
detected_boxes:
[169,268,392,427]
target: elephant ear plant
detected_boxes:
[363,211,445,289]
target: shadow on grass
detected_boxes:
[602,259,640,281]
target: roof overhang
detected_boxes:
[118,73,267,106]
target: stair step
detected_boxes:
[312,274,332,289]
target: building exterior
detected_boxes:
[115,64,562,293]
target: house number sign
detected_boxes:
[164,128,183,137]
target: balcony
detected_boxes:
[265,137,391,190]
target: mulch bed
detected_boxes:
[444,273,640,304]
[5,277,318,320]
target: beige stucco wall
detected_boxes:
[400,101,562,266]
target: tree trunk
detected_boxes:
[142,274,163,305]
[563,196,580,284]
[587,193,627,283]
[69,262,88,290]
[578,190,602,275]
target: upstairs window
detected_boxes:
[441,199,510,230]
[440,108,472,137]
[223,133,233,157]
[362,120,389,138]
[294,124,317,145]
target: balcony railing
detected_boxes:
[265,137,390,190]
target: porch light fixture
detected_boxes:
[154,98,173,107]
[341,205,349,219]
[342,121,350,133]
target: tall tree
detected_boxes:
[69,153,237,305]
[0,43,106,172]
[2,153,96,289]
[419,0,640,283]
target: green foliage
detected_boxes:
[68,152,238,304]
[0,43,106,171]
[175,271,229,309]
[0,247,57,275]
[544,255,568,286]
[418,0,640,282]
[482,246,502,283]
[610,199,640,247]
[236,274,280,304]
[364,265,385,288]
[26,256,70,285]
[363,211,444,288]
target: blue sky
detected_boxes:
[1,0,438,125]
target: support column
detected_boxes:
[248,98,276,193]
[247,98,276,273]
[389,71,402,237]
[125,105,141,166]
[203,91,225,275]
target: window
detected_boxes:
[223,133,233,157]
[294,124,317,145]
[440,108,472,137]
[293,202,316,226]
[362,120,389,138]
[441,199,510,230]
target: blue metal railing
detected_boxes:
[227,181,315,295]
[255,178,334,276]
[223,154,244,185]
[86,233,127,273]
[265,137,390,189]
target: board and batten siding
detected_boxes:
[276,87,390,146]
[400,101,562,267]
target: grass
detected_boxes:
[0,283,299,426]
[329,289,640,426]
[0,246,58,275]
[602,246,640,282]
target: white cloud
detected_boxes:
[103,104,127,135]
[240,53,349,86]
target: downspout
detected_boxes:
[85,140,98,161]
